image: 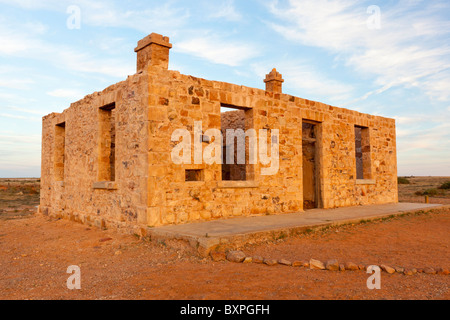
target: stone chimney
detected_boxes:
[134,33,172,72]
[264,68,284,94]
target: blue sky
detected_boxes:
[0,0,449,178]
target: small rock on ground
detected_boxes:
[380,264,396,274]
[404,269,414,276]
[243,257,253,264]
[326,259,339,271]
[278,259,292,266]
[252,256,264,264]
[437,268,449,275]
[226,251,246,263]
[424,268,436,275]
[263,259,278,266]
[292,261,304,267]
[395,266,404,273]
[310,259,325,270]
[344,262,359,271]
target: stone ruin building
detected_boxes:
[39,33,398,235]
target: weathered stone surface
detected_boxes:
[278,259,292,266]
[252,256,264,264]
[326,259,339,271]
[263,259,278,266]
[339,264,345,271]
[438,268,449,275]
[380,264,396,274]
[310,259,325,270]
[424,268,436,275]
[344,262,359,271]
[243,257,253,264]
[292,261,304,267]
[210,251,226,262]
[394,266,404,273]
[226,251,246,263]
[404,269,414,276]
[39,32,399,234]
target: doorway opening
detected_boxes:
[302,120,322,209]
[220,104,254,181]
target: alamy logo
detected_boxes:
[367,5,381,30]
[66,5,81,30]
[366,265,381,289]
[66,265,81,290]
[171,121,279,175]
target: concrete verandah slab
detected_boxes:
[147,203,446,256]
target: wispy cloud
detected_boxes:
[0,113,40,121]
[208,0,242,22]
[268,0,450,103]
[252,60,354,103]
[0,18,134,78]
[5,106,50,116]
[0,92,36,104]
[0,78,34,89]
[176,36,260,66]
[46,89,85,100]
[0,0,190,33]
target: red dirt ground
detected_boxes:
[0,207,448,300]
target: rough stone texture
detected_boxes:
[39,32,399,232]
[326,259,339,271]
[243,257,253,264]
[344,262,359,271]
[339,264,345,271]
[438,268,449,275]
[395,266,405,273]
[404,269,414,276]
[310,259,325,270]
[424,268,437,275]
[263,259,278,266]
[210,251,226,262]
[278,259,292,266]
[380,264,396,274]
[292,261,304,267]
[264,68,284,94]
[252,256,264,264]
[226,251,246,263]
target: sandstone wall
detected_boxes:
[144,66,398,227]
[40,63,397,232]
[40,72,149,234]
